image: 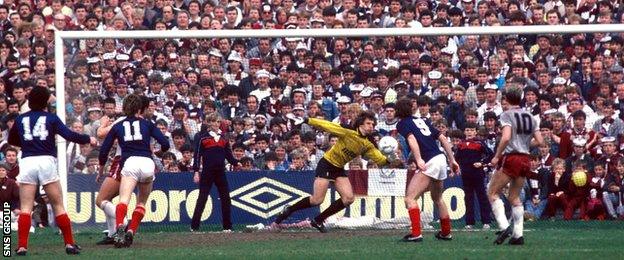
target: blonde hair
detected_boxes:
[122,94,143,116]
[551,158,566,169]
[204,112,221,122]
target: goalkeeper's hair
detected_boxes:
[354,110,377,128]
[122,94,143,116]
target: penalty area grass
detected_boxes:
[8,221,623,259]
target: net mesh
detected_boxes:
[55,29,622,234]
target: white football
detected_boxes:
[378,136,398,154]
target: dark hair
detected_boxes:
[464,122,478,130]
[104,97,116,105]
[395,98,414,119]
[28,87,50,111]
[571,110,586,120]
[139,95,150,114]
[503,86,523,105]
[354,110,377,128]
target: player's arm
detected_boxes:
[438,134,459,175]
[96,116,113,139]
[364,145,394,167]
[491,125,512,166]
[98,128,116,166]
[406,134,426,171]
[7,119,20,147]
[532,124,545,148]
[307,118,350,137]
[54,115,91,144]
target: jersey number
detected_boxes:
[122,121,143,141]
[412,118,431,136]
[22,116,49,141]
[514,113,533,135]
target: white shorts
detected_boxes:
[423,154,448,181]
[17,156,59,185]
[121,156,156,183]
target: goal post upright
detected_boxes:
[54,23,624,204]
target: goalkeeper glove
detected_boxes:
[385,152,398,162]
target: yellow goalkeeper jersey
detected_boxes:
[308,118,388,168]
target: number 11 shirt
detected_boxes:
[99,116,170,166]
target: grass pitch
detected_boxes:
[8,221,623,259]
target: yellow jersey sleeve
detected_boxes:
[308,118,353,137]
[364,144,388,166]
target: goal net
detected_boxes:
[55,24,624,233]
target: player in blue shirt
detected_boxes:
[99,94,170,248]
[8,87,96,255]
[94,95,152,245]
[395,98,459,243]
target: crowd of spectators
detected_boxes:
[0,0,623,223]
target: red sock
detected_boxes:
[408,207,421,237]
[17,213,31,249]
[55,214,75,245]
[440,217,451,236]
[116,203,128,228]
[128,205,146,234]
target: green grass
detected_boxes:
[8,221,624,259]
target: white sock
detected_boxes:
[491,199,509,230]
[100,201,116,237]
[512,205,524,238]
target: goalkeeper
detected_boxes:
[274,111,402,232]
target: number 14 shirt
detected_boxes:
[8,111,91,158]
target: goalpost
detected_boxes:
[54,24,624,224]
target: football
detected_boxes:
[572,170,587,187]
[378,136,399,154]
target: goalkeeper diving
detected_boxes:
[274,111,402,232]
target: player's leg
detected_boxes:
[95,177,120,243]
[43,181,81,253]
[16,183,37,254]
[507,177,525,245]
[487,170,512,231]
[116,176,138,229]
[403,172,431,241]
[310,176,354,232]
[213,170,233,231]
[127,180,152,235]
[430,179,452,240]
[275,177,330,224]
[191,172,215,230]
